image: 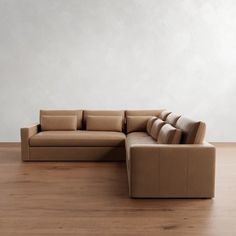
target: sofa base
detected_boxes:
[25,147,125,161]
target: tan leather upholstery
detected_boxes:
[127,143,215,198]
[21,124,40,161]
[29,147,125,161]
[126,116,152,133]
[146,117,158,135]
[157,124,182,144]
[41,115,77,131]
[125,132,156,170]
[30,131,126,147]
[125,110,164,117]
[176,116,206,144]
[166,113,181,126]
[159,110,172,120]
[150,119,165,140]
[21,109,215,199]
[86,116,122,132]
[126,132,156,148]
[40,110,83,129]
[83,110,125,129]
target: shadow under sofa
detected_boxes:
[21,109,215,198]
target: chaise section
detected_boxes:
[127,143,215,198]
[30,131,126,147]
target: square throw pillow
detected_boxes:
[41,115,77,131]
[86,116,123,132]
[126,116,152,133]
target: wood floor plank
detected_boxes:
[0,144,236,235]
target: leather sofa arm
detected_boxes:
[21,123,40,161]
[128,143,215,198]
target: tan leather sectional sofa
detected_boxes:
[21,109,215,198]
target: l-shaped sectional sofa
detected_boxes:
[21,109,215,198]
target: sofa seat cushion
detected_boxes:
[126,132,156,148]
[30,131,126,147]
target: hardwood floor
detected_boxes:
[0,144,235,236]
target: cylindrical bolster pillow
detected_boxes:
[157,124,182,144]
[86,116,123,132]
[41,115,77,131]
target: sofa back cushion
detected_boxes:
[40,110,83,129]
[125,109,164,117]
[125,110,164,134]
[150,119,166,140]
[146,116,158,135]
[83,110,125,130]
[86,116,123,132]
[176,116,206,144]
[159,110,172,120]
[41,115,77,131]
[157,124,182,144]
[126,116,152,133]
[166,113,181,126]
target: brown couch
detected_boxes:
[21,109,215,198]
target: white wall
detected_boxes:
[0,0,236,141]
